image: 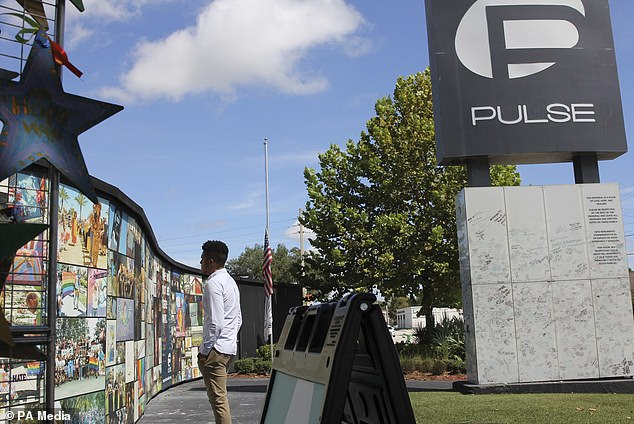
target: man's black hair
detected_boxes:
[202,240,229,266]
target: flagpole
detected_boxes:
[264,138,273,363]
[264,138,270,233]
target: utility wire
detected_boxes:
[160,223,297,248]
[158,218,296,242]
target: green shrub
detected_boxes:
[431,317,465,360]
[413,324,435,346]
[234,344,275,375]
[256,343,276,360]
[234,357,256,374]
[234,357,272,374]
[400,356,445,374]
[431,359,446,375]
[419,357,436,373]
[445,358,466,374]
[412,316,466,361]
[254,358,272,374]
[395,341,434,357]
[400,356,421,374]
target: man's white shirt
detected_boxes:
[199,268,242,356]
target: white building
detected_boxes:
[396,306,462,329]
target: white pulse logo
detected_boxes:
[455,0,586,79]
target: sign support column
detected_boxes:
[573,154,600,184]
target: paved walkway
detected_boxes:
[138,376,455,423]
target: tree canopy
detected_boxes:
[226,243,301,284]
[300,70,520,318]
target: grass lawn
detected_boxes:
[410,392,634,423]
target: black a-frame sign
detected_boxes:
[260,292,416,424]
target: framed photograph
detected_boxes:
[105,320,116,367]
[126,217,139,259]
[191,276,203,295]
[57,264,88,317]
[59,390,106,424]
[174,292,186,337]
[55,317,106,400]
[3,284,43,326]
[88,269,107,317]
[108,207,122,253]
[105,363,126,416]
[7,173,47,223]
[116,298,134,342]
[1,360,42,405]
[106,297,117,320]
[58,184,109,269]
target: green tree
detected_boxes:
[74,193,87,220]
[301,70,520,325]
[57,316,87,341]
[59,186,69,214]
[226,243,301,284]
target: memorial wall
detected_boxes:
[1,167,207,423]
[457,184,634,385]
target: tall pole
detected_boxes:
[46,1,65,418]
[264,139,270,234]
[46,169,59,419]
[298,209,305,276]
[263,139,273,362]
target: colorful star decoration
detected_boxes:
[0,32,123,203]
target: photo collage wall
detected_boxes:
[1,170,49,416]
[1,171,205,423]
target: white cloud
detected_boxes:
[65,0,176,48]
[66,23,93,49]
[68,0,167,22]
[229,186,264,211]
[100,0,366,103]
[285,219,316,249]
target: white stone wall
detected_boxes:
[395,306,462,329]
[457,184,634,384]
[396,307,425,329]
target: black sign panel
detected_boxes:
[425,0,627,165]
[260,293,415,424]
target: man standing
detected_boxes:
[198,240,242,424]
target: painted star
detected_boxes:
[0,32,123,203]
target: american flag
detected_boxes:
[262,230,273,296]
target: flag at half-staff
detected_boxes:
[262,230,273,340]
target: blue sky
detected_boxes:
[4,0,633,268]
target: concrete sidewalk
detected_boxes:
[138,376,455,423]
[138,378,268,424]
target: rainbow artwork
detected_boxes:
[88,356,99,372]
[61,271,75,298]
[26,362,42,376]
